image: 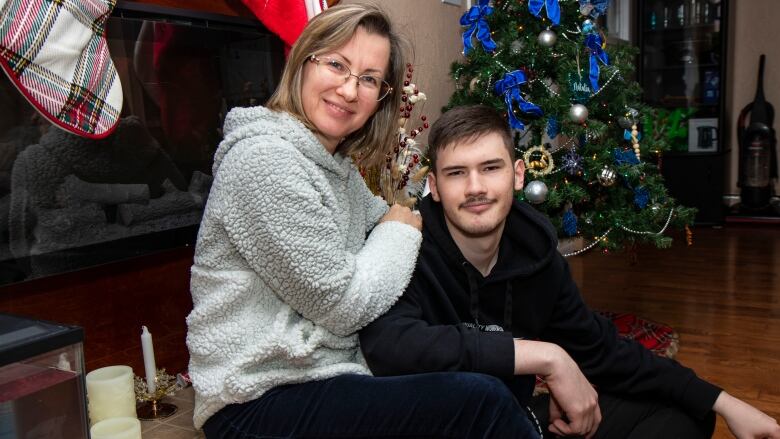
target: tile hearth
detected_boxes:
[140,386,203,439]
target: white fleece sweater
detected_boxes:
[186,106,422,429]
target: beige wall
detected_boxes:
[726,0,780,199]
[342,0,465,145]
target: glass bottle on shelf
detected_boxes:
[676,1,685,27]
[690,0,701,25]
[663,4,670,28]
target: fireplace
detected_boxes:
[0,3,284,285]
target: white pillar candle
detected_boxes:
[141,326,157,394]
[85,365,137,426]
[90,417,142,439]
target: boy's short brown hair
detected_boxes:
[427,105,514,173]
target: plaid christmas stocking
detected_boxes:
[0,0,123,139]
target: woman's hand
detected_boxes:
[380,204,422,231]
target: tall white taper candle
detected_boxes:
[141,326,157,394]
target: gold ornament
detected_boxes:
[523,145,555,177]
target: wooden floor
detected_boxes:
[575,225,780,439]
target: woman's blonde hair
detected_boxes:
[266,3,408,169]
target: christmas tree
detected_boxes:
[448,0,695,253]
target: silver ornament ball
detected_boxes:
[511,39,524,55]
[524,180,549,204]
[597,166,617,187]
[618,108,639,129]
[617,117,633,129]
[537,29,557,48]
[569,104,589,123]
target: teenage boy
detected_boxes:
[360,105,780,438]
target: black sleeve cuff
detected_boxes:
[477,331,516,379]
[680,375,723,419]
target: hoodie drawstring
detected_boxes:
[504,282,513,332]
[465,262,480,325]
[465,262,515,333]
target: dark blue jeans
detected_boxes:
[529,392,715,439]
[202,372,542,438]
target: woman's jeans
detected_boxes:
[202,371,715,438]
[202,372,542,438]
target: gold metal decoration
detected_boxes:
[523,145,555,177]
[134,368,181,420]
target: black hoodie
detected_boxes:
[360,195,721,419]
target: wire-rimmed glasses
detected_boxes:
[308,55,393,101]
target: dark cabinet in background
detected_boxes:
[637,0,729,224]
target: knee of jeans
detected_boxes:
[452,373,517,406]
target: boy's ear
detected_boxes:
[428,172,440,202]
[514,159,525,191]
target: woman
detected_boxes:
[187,4,539,438]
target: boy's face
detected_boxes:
[428,131,525,239]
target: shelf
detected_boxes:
[661,151,725,158]
[644,100,719,109]
[643,23,718,34]
[645,63,719,71]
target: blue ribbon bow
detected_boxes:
[494,70,543,130]
[584,34,609,92]
[623,129,642,141]
[529,0,561,26]
[634,187,649,209]
[563,210,578,236]
[460,0,497,55]
[547,117,560,138]
[613,148,640,166]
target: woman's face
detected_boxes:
[301,27,390,153]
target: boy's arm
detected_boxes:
[713,391,780,438]
[359,275,515,378]
[514,339,601,438]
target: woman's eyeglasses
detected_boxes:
[309,55,393,102]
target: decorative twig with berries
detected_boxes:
[363,63,431,208]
